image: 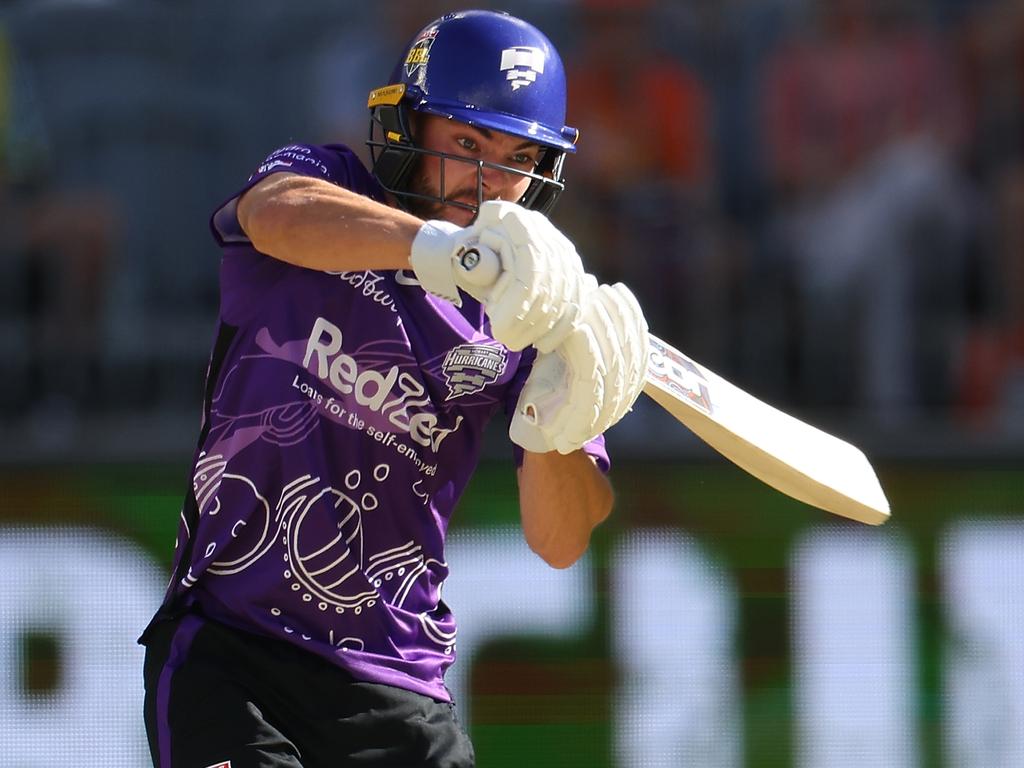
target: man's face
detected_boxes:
[406,114,544,226]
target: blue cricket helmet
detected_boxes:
[367,10,578,217]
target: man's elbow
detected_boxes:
[237,175,304,256]
[527,534,589,570]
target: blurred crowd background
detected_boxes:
[3,3,1024,766]
[1,0,1022,462]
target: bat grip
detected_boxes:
[456,243,501,290]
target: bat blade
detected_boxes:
[644,335,890,525]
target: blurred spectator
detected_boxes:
[0,21,116,428]
[559,0,735,367]
[954,0,1024,431]
[761,0,970,424]
[566,1,710,188]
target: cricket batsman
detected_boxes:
[140,10,648,767]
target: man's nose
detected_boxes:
[480,161,518,196]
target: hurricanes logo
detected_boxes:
[499,46,545,90]
[442,344,508,400]
[405,27,438,78]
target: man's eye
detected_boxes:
[456,137,477,151]
[512,153,537,166]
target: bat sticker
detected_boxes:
[646,338,714,416]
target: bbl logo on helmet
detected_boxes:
[442,344,508,400]
[499,46,545,90]
[405,26,439,79]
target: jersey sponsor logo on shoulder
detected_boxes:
[256,159,293,174]
[442,343,508,400]
[248,145,329,181]
[499,46,545,90]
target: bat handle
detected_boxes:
[456,243,501,290]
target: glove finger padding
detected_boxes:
[489,215,557,351]
[551,325,604,452]
[596,283,649,422]
[468,201,588,352]
[525,217,588,353]
[579,289,627,429]
[491,246,552,350]
[475,226,519,305]
[508,282,649,455]
[536,271,598,354]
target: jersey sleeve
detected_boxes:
[209,143,384,327]
[505,348,610,473]
[210,143,374,247]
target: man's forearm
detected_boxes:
[237,172,424,272]
[517,449,613,569]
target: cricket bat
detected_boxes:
[458,247,891,525]
[642,334,889,524]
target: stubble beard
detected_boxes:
[405,170,480,223]
[403,150,499,224]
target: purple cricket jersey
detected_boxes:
[156,143,609,702]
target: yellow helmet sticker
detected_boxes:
[404,25,438,79]
[367,84,406,109]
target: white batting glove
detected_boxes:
[409,203,589,354]
[510,283,649,454]
[471,201,590,352]
[409,219,480,307]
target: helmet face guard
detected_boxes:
[367,86,568,217]
[366,11,578,219]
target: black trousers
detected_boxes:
[142,612,475,768]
